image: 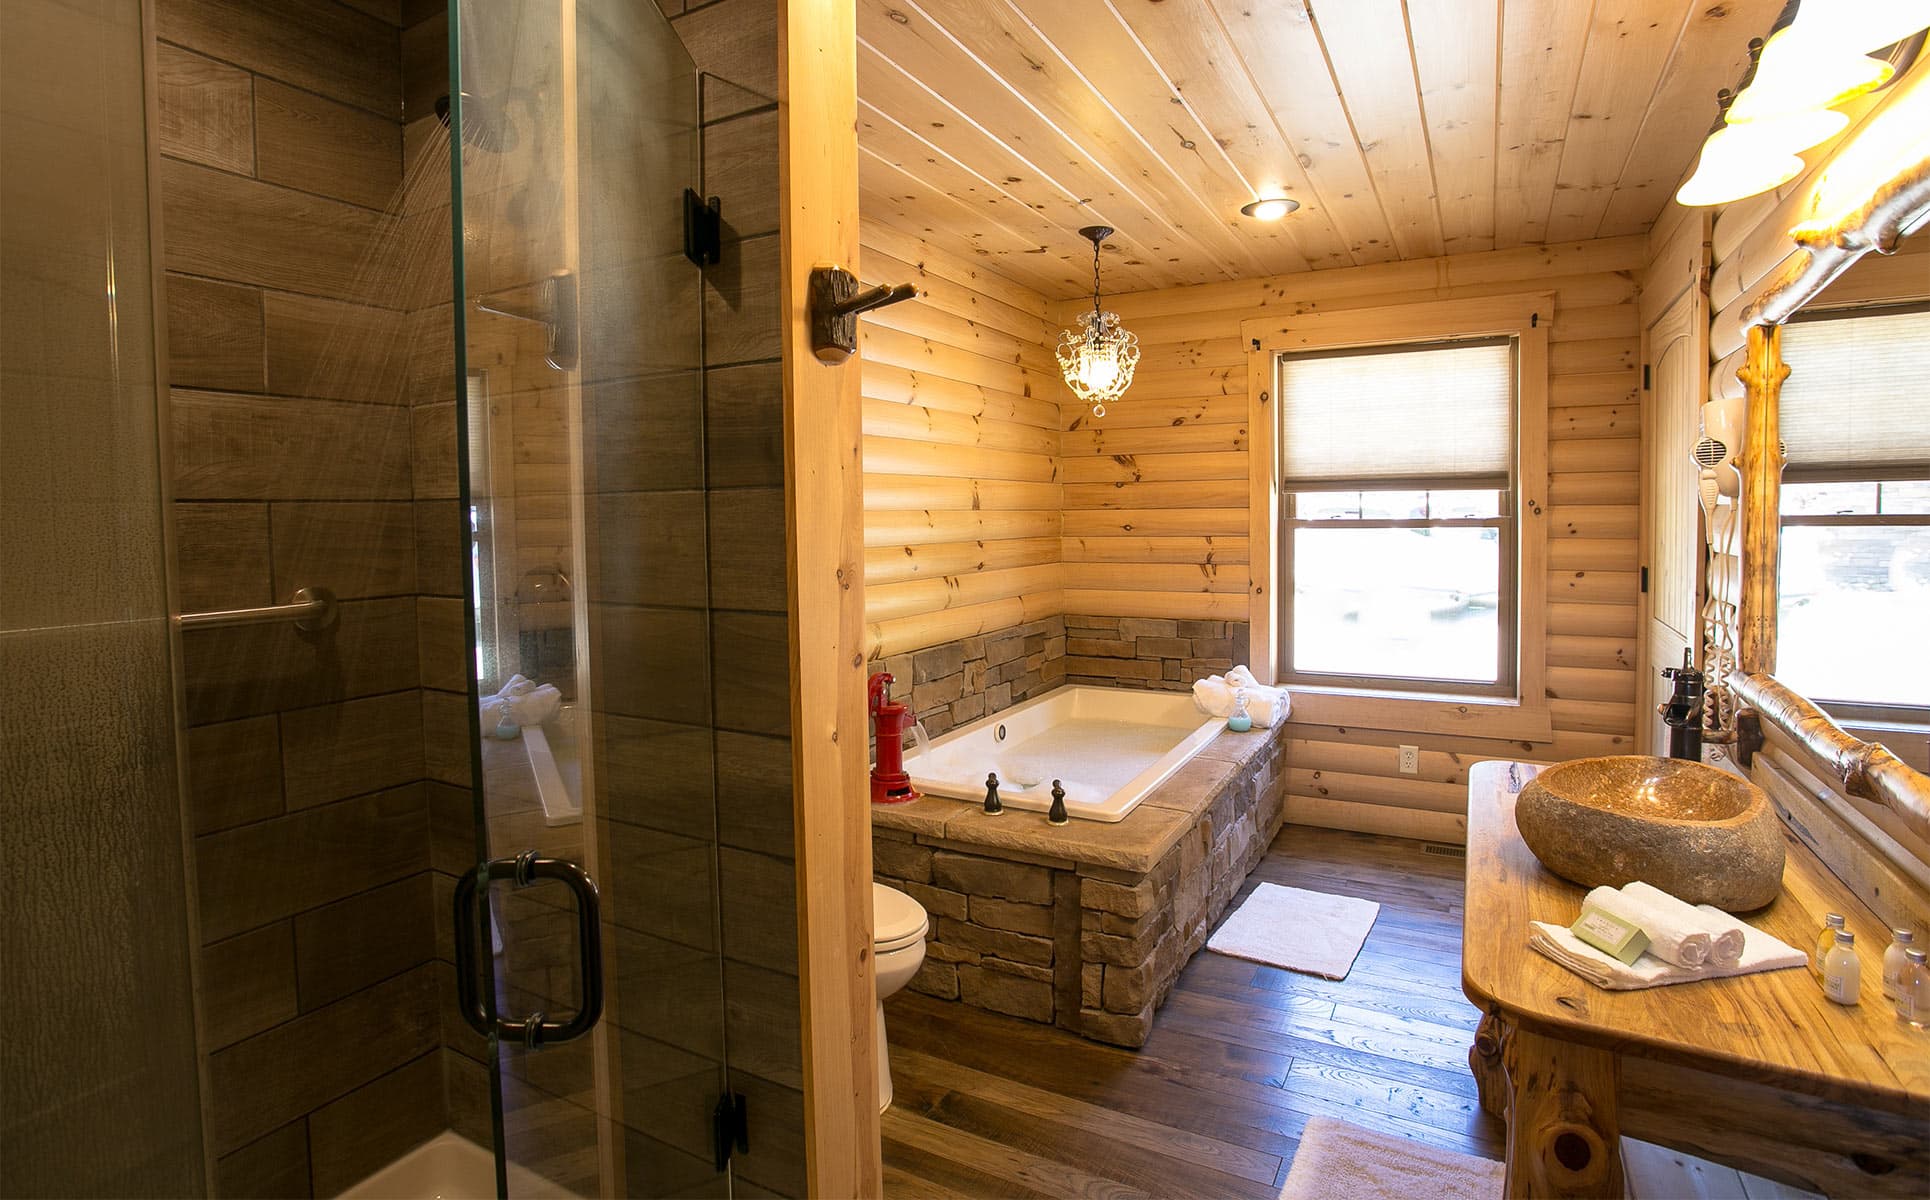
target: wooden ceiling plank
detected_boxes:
[1542,0,1696,244]
[1303,0,1447,259]
[1073,0,1354,271]
[1205,0,1400,265]
[859,221,1054,319]
[1594,0,1781,238]
[858,167,1086,299]
[858,0,1267,285]
[1407,0,1501,254]
[858,41,1188,292]
[1493,0,1595,249]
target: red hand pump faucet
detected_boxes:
[868,672,921,804]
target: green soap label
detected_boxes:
[1571,904,1650,965]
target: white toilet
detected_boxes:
[871,881,930,1110]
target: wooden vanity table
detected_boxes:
[1462,761,1929,1199]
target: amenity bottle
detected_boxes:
[1882,928,1916,1000]
[1227,691,1252,733]
[1896,947,1929,1030]
[1814,913,1846,978]
[1822,930,1861,1006]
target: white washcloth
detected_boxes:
[1623,880,1746,967]
[1584,885,1709,967]
[1191,666,1291,727]
[480,675,560,731]
[1528,909,1804,990]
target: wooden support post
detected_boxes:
[1735,324,1787,677]
[1470,1009,1512,1119]
[1502,1027,1623,1199]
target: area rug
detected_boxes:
[1280,1117,1504,1200]
[1206,882,1379,979]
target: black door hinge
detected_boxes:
[713,1091,748,1171]
[1640,566,1650,593]
[1642,364,1651,390]
[684,188,722,267]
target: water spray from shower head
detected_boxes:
[435,91,520,155]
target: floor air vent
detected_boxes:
[1423,843,1466,857]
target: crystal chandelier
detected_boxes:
[1056,225,1138,418]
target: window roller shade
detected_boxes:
[1782,308,1930,477]
[1279,340,1514,490]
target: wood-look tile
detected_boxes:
[714,731,793,860]
[155,41,254,174]
[416,596,467,692]
[254,78,401,211]
[172,390,412,502]
[207,964,439,1155]
[606,924,727,1061]
[182,596,420,724]
[306,1051,445,1195]
[709,611,789,737]
[596,714,716,839]
[586,603,710,725]
[158,158,393,306]
[270,500,418,600]
[165,273,265,392]
[186,713,283,834]
[603,820,721,954]
[398,9,447,124]
[427,781,478,876]
[441,1048,493,1146]
[584,373,705,494]
[340,0,403,24]
[620,1124,726,1200]
[702,361,783,488]
[586,490,707,608]
[420,687,472,788]
[406,303,453,407]
[611,1026,721,1164]
[703,232,780,366]
[412,402,459,499]
[724,959,802,1090]
[214,1121,312,1200]
[671,0,778,123]
[195,783,428,943]
[703,110,778,239]
[729,1068,807,1198]
[201,921,298,1050]
[294,873,434,1011]
[717,847,797,975]
[175,501,273,612]
[414,500,465,598]
[261,291,410,405]
[157,0,400,118]
[706,488,785,611]
[279,690,425,810]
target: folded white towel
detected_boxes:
[1623,880,1746,967]
[1528,910,1804,990]
[1584,885,1710,967]
[1192,667,1292,727]
[503,683,561,728]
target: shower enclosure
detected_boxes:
[2,0,800,1195]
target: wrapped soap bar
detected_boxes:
[1570,903,1650,965]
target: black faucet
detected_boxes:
[1047,780,1068,826]
[983,772,1003,815]
[1660,649,1704,762]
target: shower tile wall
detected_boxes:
[155,1,473,1194]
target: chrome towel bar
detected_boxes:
[176,586,338,634]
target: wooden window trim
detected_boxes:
[1242,294,1555,742]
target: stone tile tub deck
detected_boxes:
[872,719,1288,1047]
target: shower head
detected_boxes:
[435,90,521,155]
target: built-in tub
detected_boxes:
[521,702,583,826]
[908,685,1223,822]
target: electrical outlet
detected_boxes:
[1398,745,1420,775]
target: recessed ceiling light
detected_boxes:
[1240,197,1299,220]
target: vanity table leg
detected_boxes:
[1502,1027,1623,1199]
[1470,1009,1512,1118]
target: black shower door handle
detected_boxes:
[453,851,604,1048]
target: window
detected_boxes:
[1277,338,1518,695]
[1777,305,1930,716]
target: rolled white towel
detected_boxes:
[494,673,537,699]
[504,683,562,728]
[1192,675,1236,716]
[1584,885,1709,967]
[1528,918,1804,991]
[1191,674,1290,727]
[1625,881,1747,967]
[1226,666,1291,726]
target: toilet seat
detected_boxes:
[873,882,929,953]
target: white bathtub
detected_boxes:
[908,685,1223,822]
[338,1131,579,1198]
[522,703,583,827]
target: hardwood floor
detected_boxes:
[880,825,1502,1199]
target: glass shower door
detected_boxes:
[449,2,723,1195]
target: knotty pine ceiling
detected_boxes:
[857,0,1783,299]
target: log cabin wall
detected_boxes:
[858,222,1070,732]
[1052,238,1650,841]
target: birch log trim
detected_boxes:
[1730,672,1930,843]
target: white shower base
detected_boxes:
[338,1131,579,1199]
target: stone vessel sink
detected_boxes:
[1516,756,1785,911]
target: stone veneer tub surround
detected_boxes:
[872,715,1287,1047]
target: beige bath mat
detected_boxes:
[1280,1118,1504,1200]
[1207,882,1379,979]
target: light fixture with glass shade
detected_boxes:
[1724,27,1891,124]
[1056,226,1139,419]
[1240,196,1300,221]
[1796,0,1930,55]
[1675,105,1851,206]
